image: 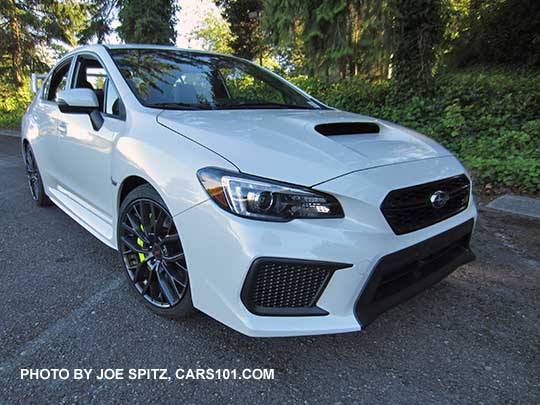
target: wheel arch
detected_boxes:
[116,174,169,214]
[21,137,30,157]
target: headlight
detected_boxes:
[197,167,344,221]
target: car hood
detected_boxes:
[157,109,453,186]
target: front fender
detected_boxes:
[111,122,236,221]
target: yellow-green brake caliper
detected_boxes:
[137,224,146,262]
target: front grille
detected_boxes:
[241,258,352,316]
[381,174,470,235]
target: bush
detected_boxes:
[0,79,32,129]
[291,67,540,194]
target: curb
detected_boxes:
[486,194,540,220]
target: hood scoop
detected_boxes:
[314,122,380,136]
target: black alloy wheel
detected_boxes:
[118,185,194,317]
[24,145,50,206]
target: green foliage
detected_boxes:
[117,0,177,45]
[387,0,448,95]
[447,0,540,67]
[291,67,540,193]
[263,0,390,79]
[78,0,118,44]
[0,80,32,129]
[0,1,88,127]
[215,0,267,61]
[225,75,283,103]
[0,0,86,85]
[191,15,234,54]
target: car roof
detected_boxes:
[68,44,234,59]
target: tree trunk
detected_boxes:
[9,1,23,85]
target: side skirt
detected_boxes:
[47,186,117,250]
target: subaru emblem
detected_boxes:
[430,190,450,208]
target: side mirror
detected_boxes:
[56,89,104,131]
[56,89,99,113]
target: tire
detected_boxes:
[24,144,51,207]
[117,183,196,319]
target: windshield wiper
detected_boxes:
[146,102,213,110]
[217,102,317,110]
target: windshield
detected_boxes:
[108,48,323,110]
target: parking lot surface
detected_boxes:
[0,135,539,403]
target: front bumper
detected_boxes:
[354,219,475,327]
[174,156,477,337]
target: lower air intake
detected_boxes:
[355,219,475,327]
[241,258,352,316]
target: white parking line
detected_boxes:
[0,278,123,376]
[0,185,27,198]
[0,130,20,138]
[0,160,22,170]
[0,154,21,161]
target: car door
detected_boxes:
[55,53,126,241]
[31,58,73,189]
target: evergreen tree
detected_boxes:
[387,0,447,92]
[0,0,85,85]
[214,0,267,61]
[262,0,389,78]
[79,0,119,44]
[447,0,540,67]
[118,0,178,45]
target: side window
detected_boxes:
[72,56,106,112]
[40,74,51,100]
[105,80,124,118]
[85,66,107,90]
[47,59,72,101]
[72,55,124,119]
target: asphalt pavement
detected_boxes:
[0,135,539,403]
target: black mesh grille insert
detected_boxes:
[241,258,352,316]
[381,174,470,235]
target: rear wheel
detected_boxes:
[117,184,195,318]
[24,145,51,207]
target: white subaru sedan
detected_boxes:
[22,45,476,337]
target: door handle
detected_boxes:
[58,122,67,136]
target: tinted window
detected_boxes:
[47,59,72,101]
[105,80,122,117]
[73,57,107,90]
[72,55,124,118]
[40,74,51,100]
[109,49,322,110]
[85,67,107,90]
